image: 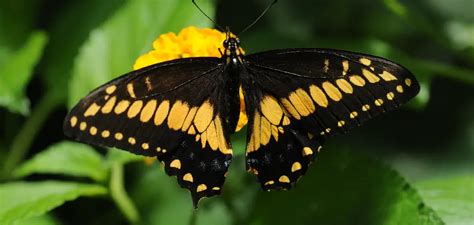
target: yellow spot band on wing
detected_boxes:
[280,98,301,120]
[350,111,358,119]
[338,120,345,127]
[396,85,404,93]
[359,58,371,66]
[101,130,110,138]
[279,175,290,183]
[194,100,214,133]
[206,120,219,150]
[105,85,117,94]
[362,104,370,111]
[303,147,313,156]
[114,100,130,114]
[342,60,349,75]
[128,137,136,145]
[127,83,136,98]
[89,126,97,135]
[288,89,314,116]
[70,116,78,127]
[101,96,117,114]
[349,75,366,87]
[375,99,384,106]
[387,92,395,100]
[362,69,380,83]
[323,59,329,73]
[336,79,353,94]
[260,117,272,146]
[127,100,143,118]
[183,173,193,182]
[380,71,397,81]
[310,85,328,107]
[197,184,207,192]
[235,85,248,132]
[84,103,101,117]
[291,162,302,172]
[182,107,198,132]
[115,133,123,140]
[167,101,189,130]
[154,100,170,126]
[265,180,275,186]
[261,95,283,125]
[80,122,87,131]
[322,82,342,101]
[170,159,181,169]
[140,100,157,122]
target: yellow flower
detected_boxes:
[133,26,248,132]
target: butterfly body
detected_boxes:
[220,41,243,132]
[64,32,419,207]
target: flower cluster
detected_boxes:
[134,26,229,69]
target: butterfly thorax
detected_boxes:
[223,36,244,68]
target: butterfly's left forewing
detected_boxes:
[64,58,233,206]
[243,49,419,189]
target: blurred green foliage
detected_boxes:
[0,0,473,224]
[0,31,47,114]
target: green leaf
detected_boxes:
[109,163,139,223]
[14,214,60,225]
[131,165,194,225]
[105,149,145,166]
[0,31,48,114]
[0,181,107,225]
[13,141,107,182]
[246,149,444,225]
[39,0,126,90]
[68,0,214,108]
[416,175,474,225]
[0,0,41,48]
[231,126,247,156]
[131,164,232,225]
[446,21,474,50]
[382,0,452,49]
[195,201,233,225]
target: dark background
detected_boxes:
[0,0,472,224]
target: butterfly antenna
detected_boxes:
[192,0,224,31]
[238,0,278,35]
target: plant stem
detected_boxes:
[383,0,453,51]
[110,163,140,224]
[2,88,62,178]
[189,211,198,225]
[412,59,474,85]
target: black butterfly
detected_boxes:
[64,30,419,207]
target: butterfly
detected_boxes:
[64,30,419,207]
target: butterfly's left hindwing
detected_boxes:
[64,58,233,206]
[243,49,420,189]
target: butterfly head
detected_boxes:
[223,30,244,65]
